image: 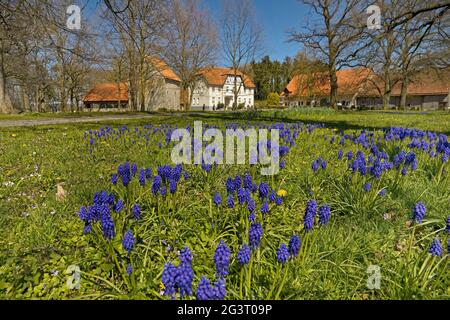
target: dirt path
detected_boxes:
[0,114,167,128]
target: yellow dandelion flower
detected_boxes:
[277,189,287,197]
[159,282,165,291]
[11,134,17,137]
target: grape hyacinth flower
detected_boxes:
[139,168,146,186]
[213,193,222,206]
[429,238,442,257]
[196,277,227,300]
[318,205,331,226]
[227,195,235,209]
[237,188,247,204]
[259,182,270,199]
[214,278,227,300]
[412,202,426,223]
[312,160,319,173]
[100,208,115,240]
[249,222,263,249]
[304,200,318,232]
[132,204,141,220]
[176,262,194,298]
[364,182,371,192]
[277,244,289,264]
[126,263,132,276]
[269,190,276,203]
[249,213,256,222]
[261,201,269,214]
[122,230,135,254]
[111,173,118,185]
[114,199,124,213]
[83,224,92,234]
[247,198,255,213]
[234,176,242,190]
[244,174,253,189]
[179,246,193,265]
[379,188,387,197]
[152,175,162,195]
[162,263,177,296]
[214,241,231,278]
[196,276,215,300]
[169,179,177,194]
[275,196,283,206]
[237,244,251,265]
[145,168,152,180]
[226,177,235,194]
[288,235,301,257]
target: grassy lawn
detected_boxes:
[0,109,448,299]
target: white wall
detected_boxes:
[192,75,255,110]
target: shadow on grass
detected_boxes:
[175,111,450,136]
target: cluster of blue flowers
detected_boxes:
[196,277,226,300]
[222,175,282,219]
[162,246,194,298]
[385,127,449,163]
[412,202,426,223]
[429,238,442,257]
[122,230,135,254]
[249,222,263,249]
[237,244,251,265]
[112,161,189,198]
[78,191,125,239]
[312,157,327,173]
[214,241,231,278]
[304,200,331,232]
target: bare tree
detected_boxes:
[395,1,449,109]
[221,0,262,110]
[288,0,368,109]
[163,0,217,110]
[0,0,95,113]
[103,0,167,111]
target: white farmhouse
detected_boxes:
[191,68,255,110]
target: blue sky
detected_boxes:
[205,0,311,63]
[83,0,311,64]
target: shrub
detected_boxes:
[267,92,280,108]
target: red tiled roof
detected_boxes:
[284,68,373,97]
[83,83,128,103]
[146,56,181,82]
[199,67,256,88]
[384,72,449,96]
[285,68,450,98]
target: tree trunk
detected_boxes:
[233,68,238,110]
[0,42,13,113]
[329,68,338,109]
[400,76,408,110]
[21,83,30,112]
[69,88,74,112]
[59,72,67,112]
[382,67,391,110]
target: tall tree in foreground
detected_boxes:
[288,0,366,109]
[163,0,217,110]
[221,0,262,109]
[104,0,167,111]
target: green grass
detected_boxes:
[0,110,448,299]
